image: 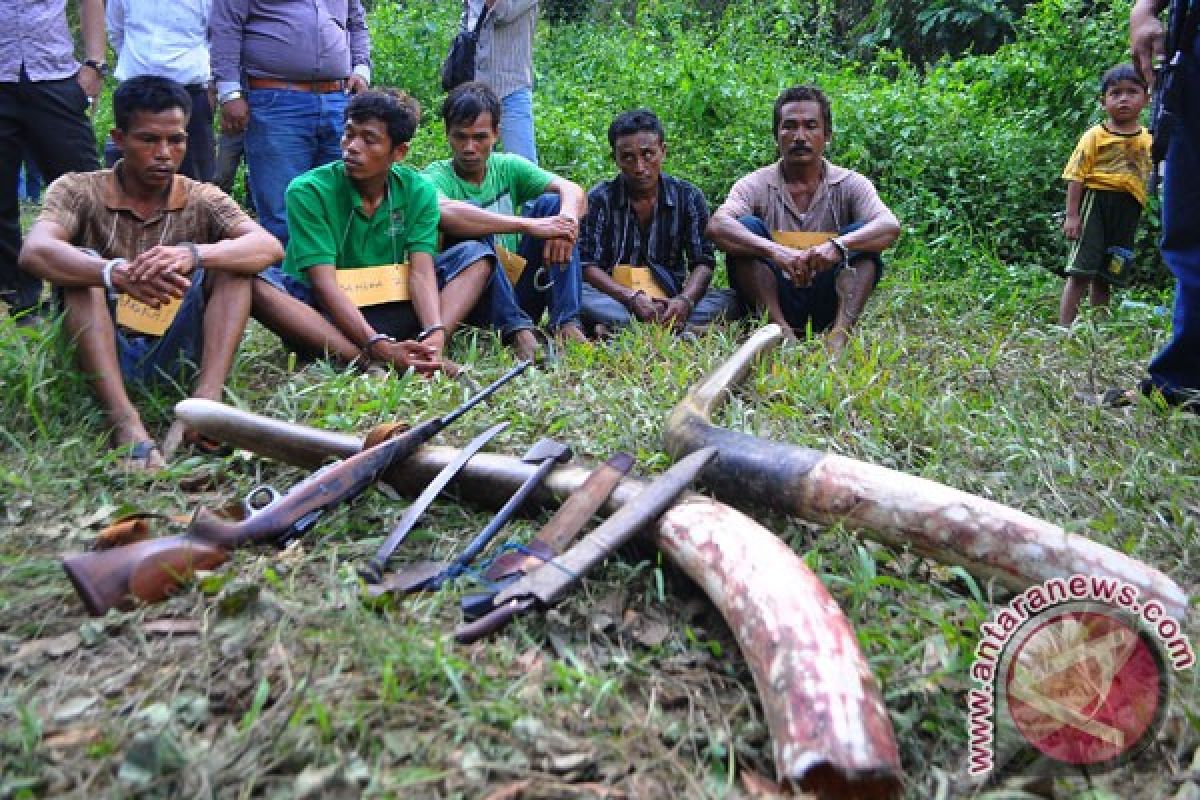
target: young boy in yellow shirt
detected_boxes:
[1059,64,1152,325]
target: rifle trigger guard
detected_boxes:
[244,485,280,516]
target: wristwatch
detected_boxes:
[82,59,110,78]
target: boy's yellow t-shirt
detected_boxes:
[1062,123,1153,206]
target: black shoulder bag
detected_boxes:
[440,1,489,92]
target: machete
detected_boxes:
[358,421,510,584]
[454,446,717,643]
[460,450,634,619]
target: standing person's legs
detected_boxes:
[499,88,538,165]
[1146,59,1200,402]
[180,84,216,182]
[1,75,98,315]
[315,91,348,168]
[244,89,321,247]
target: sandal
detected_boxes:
[117,440,166,473]
[162,418,232,459]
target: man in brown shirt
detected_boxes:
[708,85,900,353]
[19,76,281,470]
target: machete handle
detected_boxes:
[454,595,535,644]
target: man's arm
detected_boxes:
[1131,0,1169,86]
[540,176,586,266]
[437,198,536,239]
[210,0,251,133]
[20,221,190,307]
[77,0,107,101]
[347,0,371,93]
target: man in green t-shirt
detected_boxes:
[423,82,588,361]
[252,91,495,375]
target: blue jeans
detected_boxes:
[244,89,347,247]
[499,88,537,165]
[509,193,582,330]
[110,268,208,386]
[581,284,740,330]
[1147,42,1200,398]
[732,216,881,334]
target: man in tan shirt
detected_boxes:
[707,85,900,353]
[19,76,281,470]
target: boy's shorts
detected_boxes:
[1065,189,1142,288]
[258,240,494,346]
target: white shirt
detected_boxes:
[107,0,212,86]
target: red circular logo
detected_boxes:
[1003,608,1166,768]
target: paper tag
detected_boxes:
[613,265,668,300]
[771,231,836,249]
[115,294,182,337]
[495,245,527,285]
[335,263,410,307]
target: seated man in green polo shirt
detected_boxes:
[252,90,494,375]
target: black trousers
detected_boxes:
[0,70,100,312]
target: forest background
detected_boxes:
[1,0,1196,798]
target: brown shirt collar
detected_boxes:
[103,161,189,218]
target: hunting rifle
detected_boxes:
[62,361,530,615]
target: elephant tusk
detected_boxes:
[663,324,1188,621]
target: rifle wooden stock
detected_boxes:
[64,536,228,615]
[63,362,530,615]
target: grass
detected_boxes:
[1,272,1195,798]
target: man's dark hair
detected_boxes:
[607,109,665,150]
[113,76,192,131]
[441,81,502,129]
[1100,63,1147,94]
[346,89,421,146]
[772,85,833,137]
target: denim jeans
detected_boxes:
[499,88,538,165]
[1147,42,1200,397]
[244,89,347,247]
[510,193,582,330]
[732,216,881,334]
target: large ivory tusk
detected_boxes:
[176,398,904,797]
[663,324,1188,621]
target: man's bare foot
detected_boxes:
[555,323,589,344]
[510,329,541,363]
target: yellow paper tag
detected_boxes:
[613,265,668,300]
[335,263,410,307]
[115,294,182,337]
[771,231,836,249]
[495,245,527,285]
